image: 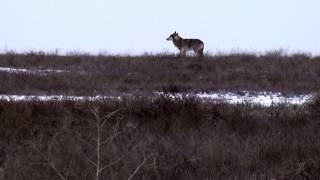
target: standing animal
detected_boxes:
[166,32,204,57]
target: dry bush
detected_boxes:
[0,97,319,179]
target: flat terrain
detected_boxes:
[0,52,320,179]
[0,52,319,95]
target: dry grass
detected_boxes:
[0,96,319,179]
[0,52,319,95]
[0,51,319,179]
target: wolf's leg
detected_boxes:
[195,48,204,60]
[194,48,204,57]
[179,50,186,57]
[179,50,183,56]
[198,48,204,57]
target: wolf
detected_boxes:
[166,32,204,57]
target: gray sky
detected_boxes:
[1,0,320,55]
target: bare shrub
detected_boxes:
[0,98,319,179]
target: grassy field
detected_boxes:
[0,52,320,179]
[0,52,319,95]
[0,96,319,179]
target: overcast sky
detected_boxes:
[1,0,319,55]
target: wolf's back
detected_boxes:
[182,39,202,47]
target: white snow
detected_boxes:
[0,92,315,106]
[0,67,67,75]
[155,91,315,106]
[0,95,120,102]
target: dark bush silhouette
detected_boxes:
[0,97,319,179]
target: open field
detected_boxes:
[0,52,320,95]
[0,97,319,179]
[1,52,320,179]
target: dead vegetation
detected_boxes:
[0,51,319,179]
[0,96,319,179]
[0,52,319,95]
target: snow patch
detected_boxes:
[0,95,120,102]
[155,91,315,106]
[0,91,315,106]
[0,67,67,75]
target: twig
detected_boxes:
[101,109,123,127]
[127,156,146,180]
[99,140,144,173]
[31,143,67,180]
[82,153,97,167]
[100,131,122,146]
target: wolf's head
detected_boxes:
[166,31,180,41]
